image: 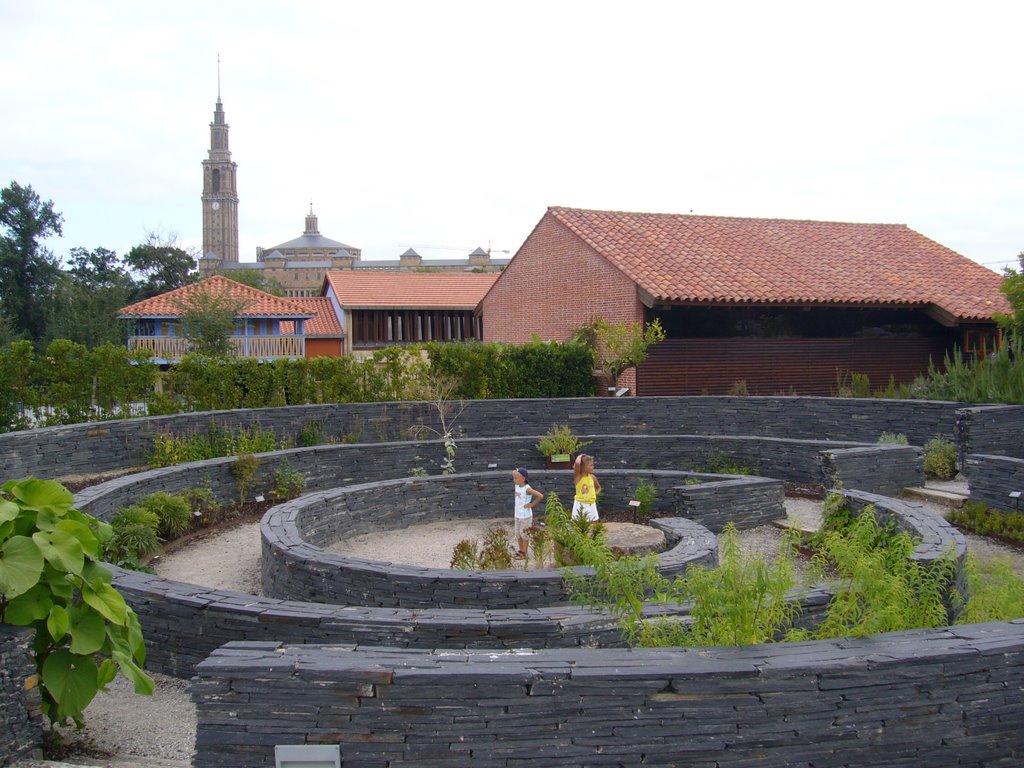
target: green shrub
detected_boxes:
[630,479,657,522]
[535,424,591,459]
[230,453,260,505]
[0,478,153,726]
[877,432,908,444]
[478,527,515,570]
[948,501,1024,543]
[450,540,479,569]
[298,419,324,447]
[956,551,1024,623]
[140,492,192,539]
[545,491,610,566]
[923,436,957,480]
[272,459,306,501]
[109,505,162,558]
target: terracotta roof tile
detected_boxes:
[324,271,498,309]
[119,275,314,319]
[278,297,343,336]
[548,207,1009,320]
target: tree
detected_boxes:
[124,232,197,298]
[0,181,64,342]
[995,252,1024,341]
[172,284,246,358]
[215,268,285,296]
[575,317,667,390]
[49,247,134,347]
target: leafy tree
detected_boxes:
[574,317,666,389]
[0,477,154,727]
[214,267,284,296]
[994,251,1024,340]
[0,181,64,342]
[172,284,246,358]
[49,247,134,347]
[125,233,197,298]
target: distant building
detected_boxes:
[196,90,507,296]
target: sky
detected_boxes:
[2,0,1022,273]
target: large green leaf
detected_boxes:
[7,478,75,515]
[111,649,155,696]
[42,567,75,601]
[81,560,113,588]
[33,529,86,575]
[96,658,117,689]
[42,649,99,721]
[55,518,101,557]
[3,583,52,624]
[0,499,19,524]
[47,604,70,643]
[0,535,44,600]
[81,582,128,625]
[67,605,106,655]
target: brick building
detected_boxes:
[481,206,1009,396]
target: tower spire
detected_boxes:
[217,53,221,103]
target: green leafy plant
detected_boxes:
[701,450,756,476]
[450,539,479,569]
[106,505,162,566]
[535,424,591,459]
[0,478,154,726]
[797,506,955,640]
[298,419,324,448]
[923,436,957,480]
[877,432,908,445]
[271,459,306,501]
[956,551,1024,623]
[948,501,1024,543]
[526,524,551,568]
[230,453,260,505]
[478,527,515,570]
[139,492,192,539]
[545,491,610,566]
[147,424,279,468]
[573,317,666,390]
[630,479,657,523]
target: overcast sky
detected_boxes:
[2,1,1022,273]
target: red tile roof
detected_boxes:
[119,275,314,318]
[547,207,1009,320]
[324,271,499,309]
[279,297,343,336]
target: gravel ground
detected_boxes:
[37,492,1024,767]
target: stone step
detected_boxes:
[902,486,968,509]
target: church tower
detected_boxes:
[201,66,239,264]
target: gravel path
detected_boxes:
[42,494,1024,766]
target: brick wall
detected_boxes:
[192,628,1024,768]
[481,212,643,343]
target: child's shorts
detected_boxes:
[571,500,599,522]
[514,514,533,539]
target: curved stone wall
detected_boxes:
[259,471,725,608]
[966,453,1024,512]
[3,396,984,482]
[193,625,1024,768]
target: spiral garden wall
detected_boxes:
[2,397,1021,766]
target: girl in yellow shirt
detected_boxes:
[572,453,601,521]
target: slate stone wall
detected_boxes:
[107,566,642,678]
[192,627,1024,768]
[3,396,971,482]
[965,454,1024,512]
[259,472,723,608]
[72,434,851,522]
[956,404,1024,465]
[0,626,43,767]
[818,444,923,496]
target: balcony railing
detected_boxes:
[128,335,305,361]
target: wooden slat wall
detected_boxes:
[637,337,951,396]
